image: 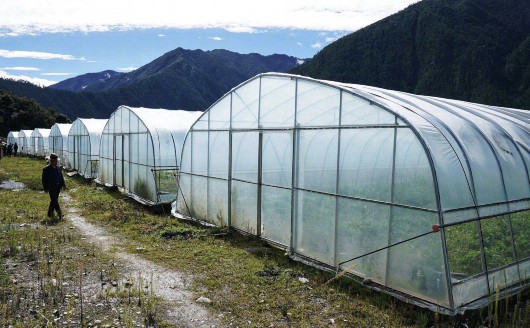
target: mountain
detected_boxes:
[0,90,70,136]
[85,48,301,93]
[0,78,108,119]
[0,48,301,119]
[50,70,123,92]
[291,0,530,110]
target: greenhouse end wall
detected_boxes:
[49,123,72,165]
[98,106,202,205]
[67,118,107,178]
[175,73,530,314]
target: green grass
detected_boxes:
[2,156,530,327]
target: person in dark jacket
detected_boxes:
[13,143,18,156]
[42,153,66,219]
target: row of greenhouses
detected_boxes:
[7,107,201,205]
[6,73,530,314]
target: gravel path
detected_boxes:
[61,193,219,327]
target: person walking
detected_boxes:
[42,153,66,219]
[13,143,18,156]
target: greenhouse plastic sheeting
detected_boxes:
[29,128,51,157]
[67,118,107,178]
[18,129,33,155]
[49,123,72,165]
[7,131,18,145]
[175,73,530,314]
[98,106,202,204]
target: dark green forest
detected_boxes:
[291,0,530,110]
[0,90,70,136]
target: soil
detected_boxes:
[60,193,219,327]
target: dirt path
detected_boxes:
[61,193,219,327]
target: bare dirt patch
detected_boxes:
[62,193,218,327]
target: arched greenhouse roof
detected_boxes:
[190,72,530,223]
[178,72,530,314]
[7,131,18,139]
[70,118,108,156]
[98,106,202,205]
[51,123,72,137]
[31,128,51,138]
[122,106,203,161]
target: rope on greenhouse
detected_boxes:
[337,224,443,268]
[175,172,192,218]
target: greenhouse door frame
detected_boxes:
[229,130,264,236]
[113,134,127,188]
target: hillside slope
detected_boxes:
[291,0,530,109]
[50,70,123,92]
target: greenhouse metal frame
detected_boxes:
[7,131,18,145]
[30,128,51,157]
[98,106,202,205]
[18,130,33,155]
[175,73,530,314]
[67,118,107,178]
[49,123,72,165]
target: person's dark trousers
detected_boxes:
[47,188,62,218]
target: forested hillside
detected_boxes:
[292,0,530,109]
[0,90,70,136]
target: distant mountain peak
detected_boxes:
[50,70,123,92]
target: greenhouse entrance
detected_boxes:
[230,130,293,245]
[113,134,129,188]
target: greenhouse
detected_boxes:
[67,118,107,178]
[29,128,51,157]
[18,130,33,155]
[175,73,530,314]
[98,106,202,205]
[49,123,72,165]
[7,131,18,145]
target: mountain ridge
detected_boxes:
[0,48,302,119]
[291,0,530,109]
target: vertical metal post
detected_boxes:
[290,78,299,253]
[257,132,263,236]
[333,91,342,267]
[384,117,398,285]
[228,93,233,227]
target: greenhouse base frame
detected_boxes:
[172,209,529,315]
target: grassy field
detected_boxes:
[1,156,529,327]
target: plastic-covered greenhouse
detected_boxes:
[67,118,107,178]
[7,131,18,145]
[29,128,51,157]
[98,106,202,205]
[18,130,33,155]
[175,73,530,314]
[49,123,72,165]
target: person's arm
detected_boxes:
[42,167,48,192]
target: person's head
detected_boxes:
[49,153,58,167]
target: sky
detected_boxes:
[0,0,420,86]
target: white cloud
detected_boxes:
[2,66,40,71]
[325,36,337,43]
[158,34,165,37]
[225,26,258,33]
[311,42,322,49]
[116,66,137,72]
[296,42,303,46]
[0,1,421,35]
[41,72,73,76]
[208,36,223,41]
[0,70,56,87]
[0,49,82,60]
